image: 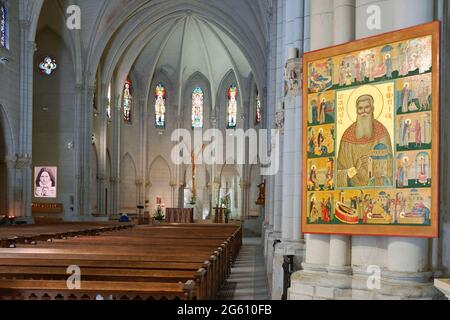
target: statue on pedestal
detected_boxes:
[256,179,266,206]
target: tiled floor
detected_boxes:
[218,237,269,300]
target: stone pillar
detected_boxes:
[77,80,94,218]
[385,2,433,296]
[352,0,435,300]
[266,0,285,296]
[111,90,121,217]
[97,89,110,216]
[5,156,16,217]
[139,96,148,211]
[289,0,333,300]
[303,0,333,270]
[328,0,354,277]
[239,180,250,220]
[272,0,307,301]
[72,84,83,217]
[18,19,35,218]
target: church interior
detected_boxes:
[0,0,450,301]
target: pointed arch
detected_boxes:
[148,156,173,210]
[120,152,137,214]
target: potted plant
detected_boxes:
[189,195,197,205]
[153,205,165,224]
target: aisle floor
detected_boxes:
[218,237,269,300]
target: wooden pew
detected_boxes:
[0,279,195,300]
[0,223,242,300]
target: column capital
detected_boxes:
[239,181,250,189]
[4,155,17,169]
[15,155,32,169]
[28,41,37,52]
[97,175,106,182]
[135,179,144,186]
[87,85,96,96]
[75,83,83,94]
[19,19,31,30]
[110,177,120,184]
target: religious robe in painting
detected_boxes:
[337,120,394,187]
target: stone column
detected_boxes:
[303,0,333,270]
[97,92,108,216]
[76,80,94,218]
[139,96,148,212]
[272,0,307,301]
[110,90,121,217]
[5,155,16,217]
[352,0,435,300]
[386,2,433,295]
[328,0,354,277]
[263,2,279,293]
[264,2,277,257]
[18,19,35,219]
[272,0,285,241]
[72,84,83,217]
[239,180,250,220]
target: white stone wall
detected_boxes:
[32,25,76,217]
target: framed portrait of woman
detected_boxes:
[34,166,57,198]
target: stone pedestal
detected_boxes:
[434,279,450,300]
[265,231,281,295]
[289,266,440,300]
[271,240,305,300]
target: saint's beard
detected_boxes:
[355,114,374,139]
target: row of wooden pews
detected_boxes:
[0,223,242,300]
[0,222,134,248]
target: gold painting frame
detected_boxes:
[301,21,440,238]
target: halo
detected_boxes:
[346,85,384,123]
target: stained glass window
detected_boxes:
[39,56,57,75]
[192,87,204,129]
[107,83,111,119]
[123,77,132,124]
[255,90,262,125]
[0,3,8,50]
[227,84,238,128]
[155,82,166,129]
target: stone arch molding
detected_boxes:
[147,155,172,186]
[120,152,137,179]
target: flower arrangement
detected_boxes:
[220,196,231,223]
[153,205,165,222]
